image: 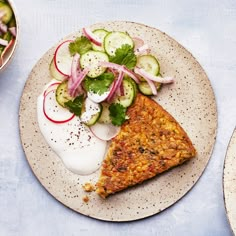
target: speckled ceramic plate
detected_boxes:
[223,128,236,235]
[19,21,217,222]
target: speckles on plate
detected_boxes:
[19,21,217,222]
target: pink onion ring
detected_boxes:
[134,67,174,84]
[99,61,140,84]
[82,28,102,46]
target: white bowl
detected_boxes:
[0,0,19,72]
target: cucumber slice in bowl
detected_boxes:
[0,2,13,24]
[80,50,109,78]
[104,31,134,56]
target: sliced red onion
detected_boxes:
[134,67,174,84]
[135,44,151,55]
[71,53,80,83]
[145,77,157,95]
[82,28,102,46]
[132,37,144,51]
[0,20,7,33]
[90,122,121,141]
[107,70,124,102]
[8,27,16,37]
[0,38,8,46]
[99,61,140,84]
[69,68,90,97]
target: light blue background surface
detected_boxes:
[1,0,236,235]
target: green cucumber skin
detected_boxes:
[55,81,73,107]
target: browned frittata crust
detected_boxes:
[96,94,196,198]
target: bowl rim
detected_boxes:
[0,0,19,72]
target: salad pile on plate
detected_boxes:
[43,27,174,140]
[0,0,16,66]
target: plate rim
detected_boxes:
[19,20,218,222]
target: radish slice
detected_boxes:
[99,61,140,84]
[43,80,61,97]
[134,67,174,84]
[54,40,73,76]
[90,122,120,141]
[82,28,102,46]
[43,89,75,124]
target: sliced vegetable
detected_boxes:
[90,122,120,141]
[82,27,102,46]
[134,67,174,84]
[98,102,112,123]
[104,31,134,56]
[138,81,162,96]
[92,29,109,52]
[136,55,160,76]
[111,77,136,107]
[0,2,13,24]
[80,98,102,126]
[54,40,73,76]
[55,81,73,107]
[43,89,75,124]
[99,61,140,84]
[49,59,67,81]
[107,70,124,102]
[80,50,109,78]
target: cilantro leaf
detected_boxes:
[109,103,127,126]
[83,72,115,95]
[109,44,137,70]
[64,95,84,116]
[69,36,92,56]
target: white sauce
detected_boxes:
[37,86,107,175]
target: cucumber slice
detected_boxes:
[98,102,112,123]
[92,29,109,52]
[80,50,109,78]
[138,81,162,96]
[80,98,102,126]
[136,55,160,81]
[55,81,73,107]
[112,77,136,107]
[0,2,13,24]
[104,31,134,56]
